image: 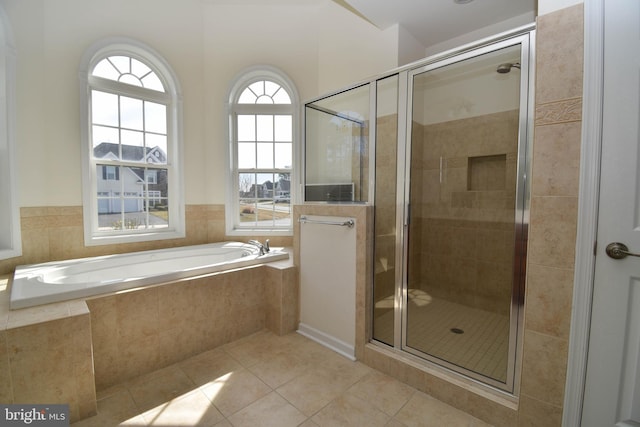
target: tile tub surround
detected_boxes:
[0,204,294,276]
[0,253,297,423]
[0,275,97,423]
[88,256,298,391]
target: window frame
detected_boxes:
[226,66,299,236]
[0,5,21,261]
[79,38,184,246]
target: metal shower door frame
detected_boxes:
[394,30,535,394]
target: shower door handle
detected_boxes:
[605,242,640,259]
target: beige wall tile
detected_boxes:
[532,121,582,197]
[525,264,574,339]
[518,394,563,427]
[2,203,296,276]
[0,331,12,402]
[535,4,584,104]
[116,288,159,342]
[520,330,568,407]
[536,98,582,126]
[528,196,578,269]
[6,314,95,423]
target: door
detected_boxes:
[581,0,640,425]
[400,37,531,393]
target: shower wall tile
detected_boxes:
[528,196,578,270]
[536,4,584,104]
[531,121,582,197]
[525,264,574,340]
[520,330,569,407]
[535,98,582,126]
[517,394,563,427]
[363,5,584,427]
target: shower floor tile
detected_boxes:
[374,291,510,383]
[72,330,491,426]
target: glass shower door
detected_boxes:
[403,42,528,390]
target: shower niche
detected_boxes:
[304,28,533,394]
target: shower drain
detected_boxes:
[450,328,465,334]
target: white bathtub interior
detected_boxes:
[10,241,288,309]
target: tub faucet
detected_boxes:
[248,239,270,255]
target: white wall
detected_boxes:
[538,0,583,16]
[424,12,535,58]
[3,0,399,207]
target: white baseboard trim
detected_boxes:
[297,323,356,361]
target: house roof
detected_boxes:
[93,142,167,164]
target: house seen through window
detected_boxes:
[81,40,184,244]
[228,69,298,235]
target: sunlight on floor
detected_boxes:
[407,288,432,307]
[73,330,491,426]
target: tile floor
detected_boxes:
[73,330,492,426]
[375,290,509,382]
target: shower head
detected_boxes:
[496,62,521,74]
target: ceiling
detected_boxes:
[333,0,536,48]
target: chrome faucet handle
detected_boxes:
[265,239,270,253]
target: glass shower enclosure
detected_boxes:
[305,27,534,394]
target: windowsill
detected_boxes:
[226,228,293,237]
[0,247,22,261]
[84,229,185,246]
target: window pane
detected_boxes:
[272,90,291,104]
[145,102,167,134]
[239,199,257,224]
[238,143,256,169]
[92,91,119,126]
[237,115,255,141]
[265,81,280,97]
[149,199,169,229]
[256,115,273,141]
[121,130,144,161]
[97,199,122,230]
[141,73,165,92]
[256,95,273,104]
[274,115,292,141]
[110,56,130,74]
[146,134,168,164]
[120,96,144,130]
[249,81,264,96]
[257,143,274,169]
[275,143,292,169]
[93,59,120,81]
[257,173,274,199]
[92,125,119,149]
[96,164,121,182]
[238,88,257,104]
[131,58,151,78]
[119,74,142,87]
[239,173,255,197]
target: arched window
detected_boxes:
[0,5,21,260]
[79,38,184,245]
[227,67,298,235]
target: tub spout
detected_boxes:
[248,239,270,255]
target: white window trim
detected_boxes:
[225,66,299,237]
[79,37,184,246]
[0,5,21,260]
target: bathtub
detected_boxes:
[10,241,288,309]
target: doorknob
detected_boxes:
[605,242,640,259]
